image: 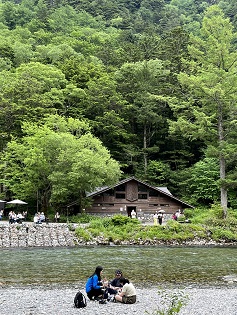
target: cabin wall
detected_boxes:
[86,180,186,216]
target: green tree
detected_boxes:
[158,26,190,75]
[170,0,208,34]
[169,6,237,217]
[115,59,170,174]
[0,61,69,143]
[219,0,237,32]
[48,5,82,33]
[0,115,121,211]
[187,157,219,205]
[1,1,18,29]
[145,160,171,186]
[80,72,132,164]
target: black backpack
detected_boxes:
[74,291,87,308]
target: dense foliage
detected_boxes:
[1,0,237,215]
[73,208,237,244]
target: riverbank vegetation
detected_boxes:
[146,290,189,315]
[72,205,237,244]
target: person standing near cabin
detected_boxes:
[175,209,181,220]
[115,277,136,304]
[131,210,136,219]
[85,266,107,301]
[158,212,163,225]
[153,212,158,226]
[172,212,177,221]
[0,209,3,221]
[54,212,60,223]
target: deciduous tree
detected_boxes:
[0,115,121,211]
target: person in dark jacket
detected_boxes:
[107,269,123,295]
[85,266,106,300]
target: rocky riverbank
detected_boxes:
[0,286,236,315]
[0,221,236,248]
[0,222,78,248]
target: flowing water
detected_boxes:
[1,246,237,288]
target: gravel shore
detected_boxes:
[0,286,236,315]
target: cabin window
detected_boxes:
[115,184,126,191]
[104,189,114,196]
[149,190,159,197]
[138,194,148,199]
[149,204,158,207]
[138,183,148,192]
[116,193,125,199]
[103,203,114,206]
[160,204,169,207]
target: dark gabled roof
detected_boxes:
[86,176,194,208]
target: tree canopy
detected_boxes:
[169,5,237,216]
[1,0,237,213]
[1,115,121,211]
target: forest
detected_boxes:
[0,0,237,215]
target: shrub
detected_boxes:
[75,227,92,241]
[69,213,95,223]
[138,226,165,240]
[210,228,237,241]
[72,207,237,244]
[209,203,224,219]
[88,218,105,229]
[106,225,125,241]
[111,214,140,226]
[229,210,237,219]
[146,289,188,315]
[101,217,112,228]
[184,207,210,224]
[165,220,183,233]
[58,214,67,222]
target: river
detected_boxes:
[1,246,237,288]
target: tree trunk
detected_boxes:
[143,124,147,174]
[41,186,51,213]
[218,106,227,218]
[220,156,227,218]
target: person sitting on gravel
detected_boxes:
[114,277,136,304]
[85,266,108,301]
[107,269,123,295]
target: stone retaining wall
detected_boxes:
[0,223,78,248]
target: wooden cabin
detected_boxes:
[81,177,193,218]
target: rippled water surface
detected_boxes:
[1,246,237,288]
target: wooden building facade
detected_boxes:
[84,177,193,217]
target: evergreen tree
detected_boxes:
[169,6,237,217]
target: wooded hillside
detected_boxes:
[1,0,237,214]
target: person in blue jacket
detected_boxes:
[85,266,106,300]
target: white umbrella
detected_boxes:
[158,209,165,213]
[7,199,27,205]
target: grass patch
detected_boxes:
[74,227,92,241]
[72,206,237,244]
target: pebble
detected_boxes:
[0,286,236,315]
